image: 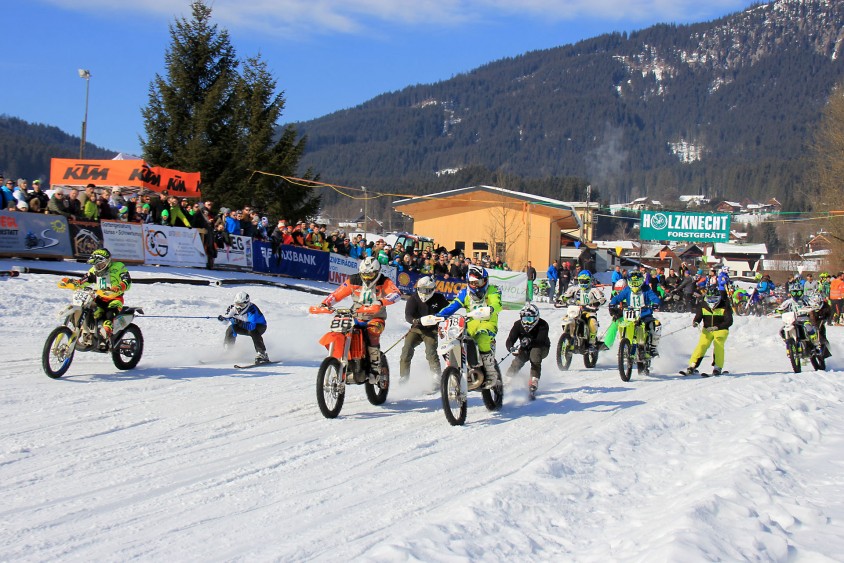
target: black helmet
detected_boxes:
[519,303,539,331]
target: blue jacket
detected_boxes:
[546,265,559,282]
[716,271,731,291]
[227,303,267,331]
[225,216,241,235]
[610,286,661,319]
[611,270,624,284]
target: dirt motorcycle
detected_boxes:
[777,309,827,372]
[614,306,654,381]
[42,281,144,378]
[309,305,390,419]
[421,308,503,426]
[553,302,599,370]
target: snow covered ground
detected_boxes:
[2,258,844,561]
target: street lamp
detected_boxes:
[78,69,91,158]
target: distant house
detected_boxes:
[806,232,833,253]
[679,195,710,207]
[609,198,663,215]
[716,201,742,213]
[712,242,768,277]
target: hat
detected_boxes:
[142,203,151,211]
[33,180,41,185]
[17,201,28,211]
[220,207,230,214]
[161,209,170,217]
[118,205,129,215]
[261,217,268,224]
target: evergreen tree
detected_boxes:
[141,0,238,200]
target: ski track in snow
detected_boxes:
[2,261,844,561]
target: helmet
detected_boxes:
[820,272,830,280]
[628,271,644,292]
[416,276,436,302]
[359,256,381,285]
[87,248,112,274]
[754,272,763,281]
[233,291,250,314]
[520,303,539,331]
[788,282,803,298]
[704,286,721,309]
[577,271,592,289]
[721,265,729,274]
[466,265,489,298]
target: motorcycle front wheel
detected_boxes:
[786,338,801,373]
[441,366,467,426]
[618,338,633,382]
[556,334,574,371]
[111,324,144,370]
[365,352,390,405]
[42,326,75,379]
[316,357,345,418]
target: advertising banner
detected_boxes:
[214,235,253,268]
[329,253,360,285]
[640,211,731,242]
[0,211,73,257]
[142,224,207,267]
[68,220,103,259]
[394,270,525,308]
[50,158,202,198]
[252,241,329,281]
[100,221,144,262]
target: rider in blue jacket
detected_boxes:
[609,270,663,356]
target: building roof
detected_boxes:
[713,242,768,255]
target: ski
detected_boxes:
[234,361,281,369]
[679,369,698,376]
[700,370,728,378]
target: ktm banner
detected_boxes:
[50,159,201,198]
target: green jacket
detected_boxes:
[81,261,132,294]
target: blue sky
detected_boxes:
[4,0,756,157]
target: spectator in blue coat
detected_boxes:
[546,261,560,301]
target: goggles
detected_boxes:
[521,315,537,324]
[468,278,485,288]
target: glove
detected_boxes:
[704,326,716,333]
[609,306,621,320]
[692,322,699,328]
[411,318,421,327]
[218,315,227,322]
[508,345,519,354]
[319,302,330,309]
[520,336,532,349]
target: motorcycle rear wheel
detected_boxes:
[481,375,504,411]
[42,326,75,379]
[365,352,390,405]
[111,324,144,370]
[441,366,467,426]
[317,357,345,418]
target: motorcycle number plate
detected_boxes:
[624,308,640,321]
[72,290,90,306]
[330,313,354,332]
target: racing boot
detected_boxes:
[367,346,382,377]
[480,352,499,389]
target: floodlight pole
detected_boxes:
[78,69,91,158]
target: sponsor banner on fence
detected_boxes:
[329,253,359,285]
[142,224,207,267]
[640,211,731,242]
[68,220,103,259]
[0,211,73,257]
[215,235,253,268]
[100,221,144,262]
[253,241,329,281]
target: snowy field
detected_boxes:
[2,258,844,561]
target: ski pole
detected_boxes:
[382,328,411,354]
[497,351,512,365]
[660,324,693,338]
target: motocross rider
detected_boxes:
[773,281,831,357]
[609,270,662,357]
[319,256,401,375]
[556,270,607,352]
[438,265,503,388]
[63,248,131,340]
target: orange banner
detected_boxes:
[49,159,202,198]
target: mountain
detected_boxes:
[294,0,844,208]
[0,115,115,183]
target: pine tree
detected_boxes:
[141,0,238,200]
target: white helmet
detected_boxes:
[416,276,436,302]
[234,291,250,314]
[359,256,381,285]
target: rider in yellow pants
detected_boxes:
[683,285,733,376]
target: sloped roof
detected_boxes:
[713,242,768,254]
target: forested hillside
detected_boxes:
[294,0,844,213]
